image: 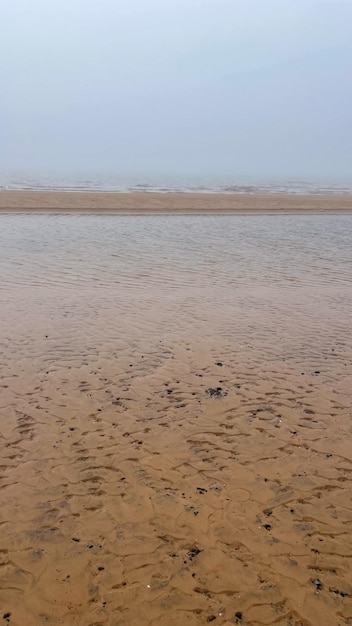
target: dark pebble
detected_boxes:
[215,362,223,367]
[313,578,323,590]
[263,524,272,531]
[235,612,243,622]
[331,588,348,597]
[187,547,202,561]
[3,615,11,621]
[98,566,105,571]
[72,537,80,542]
[207,616,216,622]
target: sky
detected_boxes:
[1,0,351,181]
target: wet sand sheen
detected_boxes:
[0,215,352,626]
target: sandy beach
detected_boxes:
[0,214,351,625]
[0,190,352,213]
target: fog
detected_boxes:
[1,0,351,180]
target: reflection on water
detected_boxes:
[0,216,352,626]
[0,215,351,290]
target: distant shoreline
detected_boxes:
[0,191,351,214]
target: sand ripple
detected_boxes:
[0,216,352,625]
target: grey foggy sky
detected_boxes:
[1,0,352,180]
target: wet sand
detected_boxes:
[0,190,352,213]
[0,215,352,626]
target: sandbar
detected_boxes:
[0,190,351,214]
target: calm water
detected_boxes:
[1,214,351,291]
[1,214,351,365]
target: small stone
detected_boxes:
[187,547,202,561]
[235,612,243,623]
[313,578,322,590]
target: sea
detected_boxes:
[1,171,352,194]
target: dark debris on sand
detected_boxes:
[206,387,227,398]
